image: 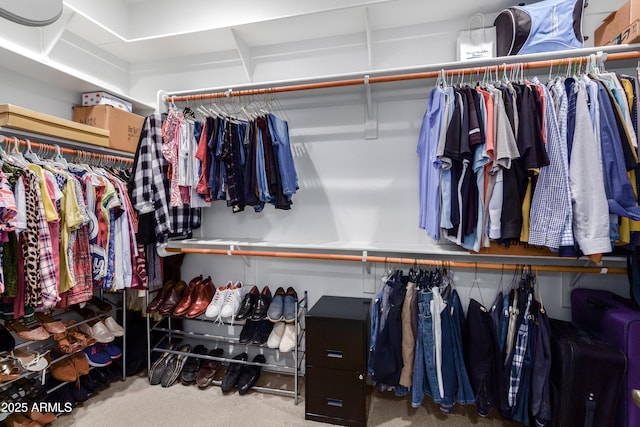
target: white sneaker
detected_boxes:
[279,324,296,353]
[267,322,286,349]
[103,316,124,337]
[205,282,231,318]
[220,282,243,318]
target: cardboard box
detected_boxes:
[82,91,132,112]
[595,0,640,46]
[73,105,144,153]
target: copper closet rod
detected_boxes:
[165,247,627,274]
[166,51,640,103]
[0,136,134,164]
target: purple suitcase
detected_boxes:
[571,288,640,427]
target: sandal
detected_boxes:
[11,349,50,372]
[0,357,22,382]
[34,312,66,334]
[53,330,83,354]
[66,320,97,347]
[5,320,49,341]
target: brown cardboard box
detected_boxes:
[72,105,144,153]
[594,0,640,46]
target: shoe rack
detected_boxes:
[146,289,307,404]
[0,291,126,417]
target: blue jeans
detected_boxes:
[267,114,298,199]
[412,290,441,407]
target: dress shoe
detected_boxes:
[196,348,224,388]
[172,275,202,316]
[239,320,258,344]
[158,281,187,316]
[147,280,175,313]
[283,287,298,323]
[236,286,259,321]
[221,352,248,393]
[252,320,273,346]
[205,282,231,319]
[267,287,285,322]
[186,277,215,318]
[237,354,266,395]
[180,344,208,385]
[251,286,272,321]
[267,322,286,349]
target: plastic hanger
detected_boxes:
[23,139,43,165]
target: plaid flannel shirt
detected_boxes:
[508,293,532,407]
[130,113,200,244]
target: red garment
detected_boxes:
[195,120,212,201]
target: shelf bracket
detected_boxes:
[362,250,371,274]
[364,75,378,139]
[230,245,251,267]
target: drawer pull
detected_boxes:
[327,398,343,407]
[326,350,343,359]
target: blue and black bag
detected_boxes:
[494,0,586,56]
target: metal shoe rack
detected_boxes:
[146,290,307,404]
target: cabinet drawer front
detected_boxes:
[305,366,366,424]
[306,318,365,370]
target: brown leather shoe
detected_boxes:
[186,277,215,318]
[26,410,57,426]
[147,280,175,313]
[4,413,42,427]
[172,275,203,316]
[158,281,186,316]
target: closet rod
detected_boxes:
[165,247,626,275]
[165,50,640,103]
[0,136,134,164]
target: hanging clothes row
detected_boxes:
[129,98,299,243]
[0,138,145,322]
[368,265,550,426]
[417,59,640,260]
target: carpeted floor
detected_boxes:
[52,373,523,427]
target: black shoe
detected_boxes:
[237,354,266,395]
[221,353,248,393]
[251,286,272,321]
[236,286,259,321]
[251,320,273,345]
[239,320,258,344]
[79,374,102,394]
[70,384,89,402]
[180,344,208,385]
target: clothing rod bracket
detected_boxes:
[363,75,377,139]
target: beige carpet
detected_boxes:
[52,374,522,427]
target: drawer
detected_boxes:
[305,366,367,425]
[306,317,365,371]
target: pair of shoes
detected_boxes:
[180,345,208,385]
[52,321,95,354]
[196,348,224,388]
[267,323,297,352]
[173,276,216,318]
[5,320,49,341]
[236,286,272,321]
[26,410,57,426]
[239,320,273,345]
[3,413,42,427]
[221,353,265,395]
[267,287,298,323]
[83,343,121,367]
[147,280,187,316]
[78,317,123,343]
[205,281,243,320]
[160,344,191,387]
[33,312,66,334]
[49,353,89,383]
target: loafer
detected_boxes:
[180,345,208,385]
[283,287,298,323]
[159,281,187,316]
[149,343,177,385]
[266,322,286,349]
[239,320,258,344]
[279,324,296,353]
[186,277,215,318]
[237,354,266,395]
[196,348,224,388]
[172,275,202,316]
[251,286,272,321]
[221,352,248,393]
[161,344,191,387]
[267,287,285,322]
[147,280,175,313]
[102,316,124,337]
[236,286,259,321]
[79,320,115,343]
[252,320,273,346]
